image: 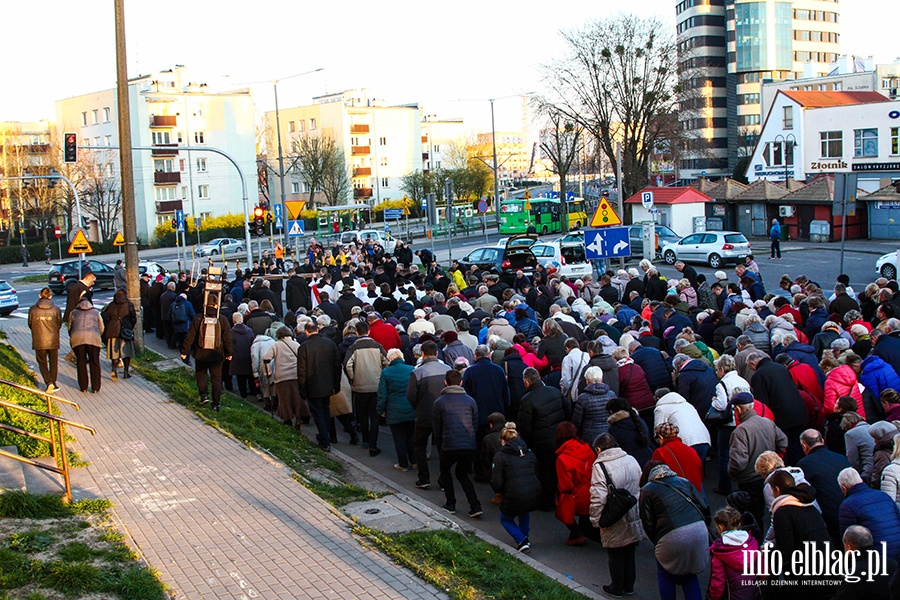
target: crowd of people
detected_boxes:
[26,233,900,599]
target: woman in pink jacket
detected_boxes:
[821,352,865,419]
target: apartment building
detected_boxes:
[55,66,256,241]
[0,121,55,241]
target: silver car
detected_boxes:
[662,231,751,268]
[196,238,244,257]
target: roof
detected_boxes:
[702,178,750,201]
[732,180,790,202]
[778,90,892,108]
[861,183,900,201]
[780,174,866,204]
[624,187,712,205]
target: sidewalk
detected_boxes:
[0,319,445,600]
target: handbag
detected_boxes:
[704,381,732,426]
[596,461,637,528]
[120,327,135,341]
[655,479,715,544]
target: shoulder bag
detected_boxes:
[596,461,637,528]
[705,381,733,426]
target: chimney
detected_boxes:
[803,61,816,78]
[864,55,875,71]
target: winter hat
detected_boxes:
[869,421,898,441]
[731,392,755,406]
[654,422,679,439]
[648,464,677,481]
[598,335,617,356]
[413,309,426,319]
[442,330,458,343]
[830,338,850,351]
[714,271,727,281]
[849,324,869,338]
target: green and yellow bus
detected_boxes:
[498,197,588,235]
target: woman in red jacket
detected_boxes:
[554,422,598,546]
[821,352,865,419]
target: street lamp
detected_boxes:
[773,133,797,185]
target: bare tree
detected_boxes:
[291,133,335,208]
[321,148,352,206]
[541,14,679,196]
[532,101,583,232]
[79,151,121,240]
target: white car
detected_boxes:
[138,261,166,280]
[662,231,751,269]
[196,238,244,257]
[530,240,593,280]
[339,229,397,254]
[876,252,898,280]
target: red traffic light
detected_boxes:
[253,206,265,219]
[63,132,78,164]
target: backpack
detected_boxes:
[171,300,189,325]
[198,318,221,352]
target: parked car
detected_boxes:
[662,231,751,268]
[457,234,538,283]
[495,237,538,248]
[876,252,898,280]
[530,241,592,280]
[339,229,397,254]
[195,238,244,257]
[0,280,19,316]
[137,261,166,280]
[48,259,115,295]
[557,224,680,260]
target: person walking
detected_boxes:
[490,422,542,553]
[20,244,28,267]
[43,244,51,265]
[377,348,416,471]
[100,288,136,380]
[262,326,305,426]
[344,319,390,457]
[113,259,127,290]
[63,269,95,363]
[432,369,483,518]
[590,433,645,598]
[67,297,104,393]
[769,218,781,260]
[181,304,233,411]
[296,320,343,452]
[27,287,62,393]
[170,293,196,364]
[406,340,452,489]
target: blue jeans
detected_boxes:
[500,511,530,545]
[656,561,701,600]
[691,443,710,463]
[717,426,735,493]
[389,422,416,468]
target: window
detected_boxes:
[155,187,176,201]
[177,131,184,143]
[81,112,88,126]
[179,159,186,172]
[299,120,305,131]
[291,182,300,194]
[93,137,100,146]
[854,128,878,158]
[198,185,209,199]
[196,157,207,172]
[737,114,760,126]
[782,106,793,130]
[820,131,843,158]
[434,144,440,153]
[104,135,112,146]
[381,177,389,187]
[105,164,114,177]
[892,127,899,155]
[83,138,90,147]
[194,105,203,117]
[288,121,295,133]
[201,212,211,220]
[92,109,99,124]
[154,159,174,172]
[379,136,387,146]
[103,107,111,122]
[380,157,388,167]
[152,131,171,145]
[309,119,316,131]
[194,131,205,144]
[351,137,359,146]
[181,186,187,199]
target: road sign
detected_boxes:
[287,220,305,237]
[583,227,631,259]
[54,226,61,239]
[112,232,125,247]
[589,197,622,227]
[175,209,185,233]
[477,199,488,213]
[465,209,474,218]
[273,203,283,229]
[402,206,411,215]
[641,191,654,210]
[285,201,306,219]
[67,230,93,254]
[384,209,403,220]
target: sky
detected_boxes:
[2,0,896,134]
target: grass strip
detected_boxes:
[356,527,586,600]
[14,274,49,284]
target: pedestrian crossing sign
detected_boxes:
[67,229,93,254]
[287,220,305,237]
[112,232,125,246]
[589,197,622,227]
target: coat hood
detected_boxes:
[710,532,756,569]
[780,482,817,505]
[36,298,55,309]
[746,321,767,334]
[768,316,795,334]
[828,364,858,387]
[556,437,596,461]
[608,410,632,425]
[657,391,687,406]
[499,437,530,457]
[596,447,627,463]
[584,382,611,396]
[786,342,816,356]
[76,298,94,310]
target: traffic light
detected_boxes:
[64,133,77,164]
[253,206,265,236]
[171,218,177,230]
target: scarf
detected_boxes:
[617,357,634,367]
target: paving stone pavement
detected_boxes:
[1,320,446,600]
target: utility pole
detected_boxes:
[616,142,625,270]
[114,0,142,350]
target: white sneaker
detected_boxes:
[46,384,58,394]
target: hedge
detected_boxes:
[0,239,147,266]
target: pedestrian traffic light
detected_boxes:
[64,133,77,164]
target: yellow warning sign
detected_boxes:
[67,230,93,254]
[589,198,622,227]
[112,232,125,247]
[285,201,306,219]
[402,206,411,216]
[524,189,531,199]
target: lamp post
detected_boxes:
[773,133,797,185]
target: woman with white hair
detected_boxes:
[623,267,644,300]
[572,367,616,444]
[377,348,417,470]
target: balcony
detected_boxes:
[351,145,370,156]
[154,171,181,185]
[151,144,179,156]
[155,200,183,214]
[354,167,372,177]
[422,136,428,143]
[350,124,370,134]
[150,115,178,128]
[353,187,373,198]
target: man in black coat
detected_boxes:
[796,429,852,544]
[149,276,166,339]
[628,340,672,390]
[266,263,284,316]
[181,310,234,411]
[285,269,310,313]
[748,352,809,465]
[297,320,342,452]
[674,261,698,290]
[673,354,717,418]
[316,291,343,327]
[336,286,364,327]
[518,367,572,511]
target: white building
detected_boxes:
[746,89,900,191]
[55,66,256,241]
[421,114,466,174]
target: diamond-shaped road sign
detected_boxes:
[583,227,631,260]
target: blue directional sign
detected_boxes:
[273,203,283,229]
[546,191,576,201]
[583,227,631,259]
[287,219,305,237]
[384,209,403,220]
[175,209,185,233]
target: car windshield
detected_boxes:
[0,282,11,292]
[724,234,747,244]
[656,226,677,237]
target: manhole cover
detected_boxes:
[364,508,381,515]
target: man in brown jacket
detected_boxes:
[28,287,62,393]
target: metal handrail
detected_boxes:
[0,381,96,502]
